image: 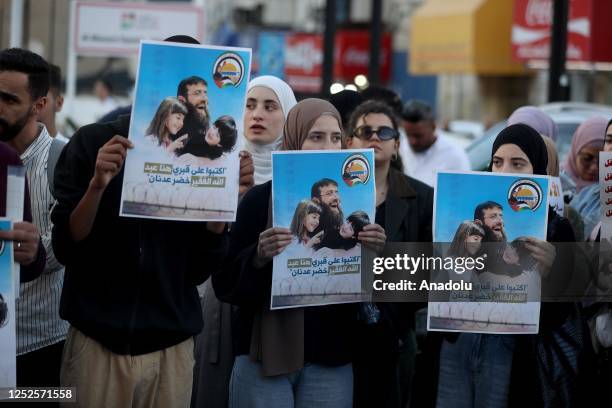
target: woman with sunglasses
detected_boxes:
[345,100,433,408]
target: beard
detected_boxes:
[188,102,209,124]
[0,111,30,142]
[319,203,344,231]
[482,224,507,243]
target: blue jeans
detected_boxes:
[229,355,353,408]
[436,333,517,408]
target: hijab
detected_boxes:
[243,75,297,185]
[488,123,548,175]
[562,116,609,192]
[507,106,558,141]
[250,98,342,378]
[280,98,343,151]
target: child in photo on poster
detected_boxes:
[288,199,324,252]
[145,82,238,162]
[145,97,189,155]
[120,41,251,221]
[446,220,485,283]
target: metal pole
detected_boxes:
[322,0,336,97]
[548,0,570,102]
[368,0,382,86]
[66,0,78,117]
[10,0,24,48]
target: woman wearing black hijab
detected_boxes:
[437,124,588,408]
[488,123,549,175]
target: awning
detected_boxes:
[410,0,525,75]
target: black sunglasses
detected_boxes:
[353,125,398,141]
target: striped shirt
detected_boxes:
[17,124,69,355]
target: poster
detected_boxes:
[0,219,15,388]
[271,150,375,309]
[120,41,252,222]
[428,171,549,334]
[549,176,564,217]
[5,166,25,297]
[600,152,612,241]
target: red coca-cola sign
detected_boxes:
[334,31,392,82]
[284,30,393,93]
[512,0,612,63]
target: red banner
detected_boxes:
[284,30,393,93]
[334,31,392,82]
[512,0,612,63]
[284,34,323,93]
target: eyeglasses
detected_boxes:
[484,213,503,221]
[353,125,398,141]
[320,190,338,198]
[187,90,207,97]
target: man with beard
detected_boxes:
[473,200,523,277]
[175,75,211,157]
[474,201,506,243]
[0,48,65,388]
[310,178,354,250]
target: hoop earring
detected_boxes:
[392,152,398,161]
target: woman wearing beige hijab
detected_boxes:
[192,75,295,408]
[213,99,386,408]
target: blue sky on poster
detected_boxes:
[130,41,251,143]
[434,172,549,242]
[0,220,13,295]
[273,150,376,227]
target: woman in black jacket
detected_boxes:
[345,100,434,408]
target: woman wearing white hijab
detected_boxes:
[242,75,297,185]
[191,76,296,408]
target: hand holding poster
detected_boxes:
[120,41,251,221]
[428,171,549,334]
[271,150,375,309]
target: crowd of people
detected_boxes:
[1,34,612,408]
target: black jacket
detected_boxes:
[51,115,228,355]
[353,168,434,408]
[372,168,434,338]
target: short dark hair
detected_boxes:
[177,76,208,98]
[96,77,113,93]
[346,100,403,172]
[164,35,200,44]
[402,100,434,123]
[0,48,50,100]
[329,90,363,128]
[474,201,503,222]
[347,210,370,235]
[311,178,338,199]
[48,64,62,95]
[214,115,238,153]
[360,85,403,116]
[346,100,400,140]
